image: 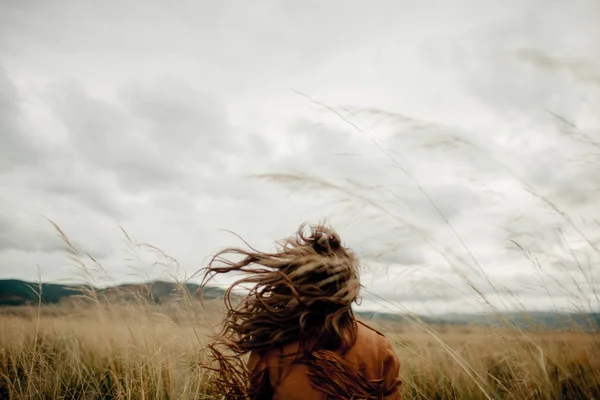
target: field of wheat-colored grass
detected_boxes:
[2,77,598,398]
[1,298,599,400]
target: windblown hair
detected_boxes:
[199,223,361,398]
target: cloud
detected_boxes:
[0,0,598,314]
[0,214,61,254]
[516,50,600,87]
[0,65,41,170]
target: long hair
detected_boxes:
[199,223,361,398]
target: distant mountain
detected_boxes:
[356,310,600,332]
[0,279,85,306]
[1,280,597,331]
[0,279,227,306]
[100,281,228,304]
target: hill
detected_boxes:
[0,279,227,306]
[0,279,86,306]
[356,310,600,331]
[1,279,597,331]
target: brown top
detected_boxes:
[247,321,402,399]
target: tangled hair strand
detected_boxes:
[199,223,362,398]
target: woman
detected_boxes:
[200,223,402,399]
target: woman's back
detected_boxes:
[248,321,402,399]
[200,223,403,399]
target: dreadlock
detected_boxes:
[199,223,361,398]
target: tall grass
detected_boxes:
[0,303,217,399]
[2,51,599,399]
[1,300,599,399]
[1,215,599,399]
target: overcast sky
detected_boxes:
[1,0,599,314]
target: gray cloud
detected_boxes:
[0,65,41,169]
[0,215,61,254]
[0,0,598,313]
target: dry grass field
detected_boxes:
[1,298,599,400]
[2,81,598,398]
[2,2,599,398]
